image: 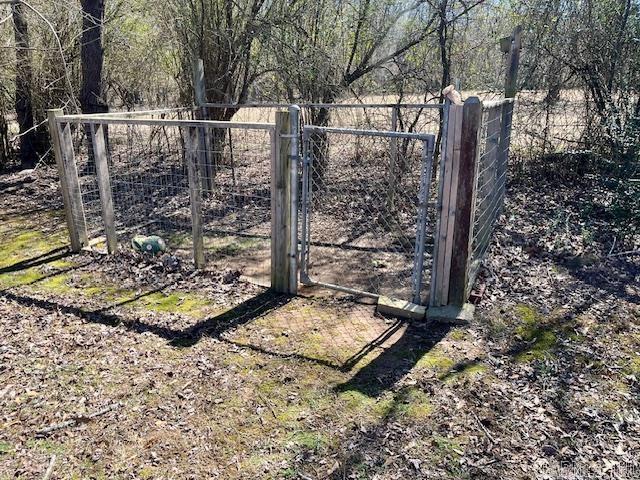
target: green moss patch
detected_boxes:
[0,228,67,270]
[339,390,394,419]
[288,431,329,452]
[515,328,557,362]
[393,387,433,419]
[512,304,558,362]
[0,268,45,288]
[449,328,467,341]
[0,441,13,455]
[204,235,264,258]
[625,356,640,375]
[415,349,455,372]
[129,291,213,316]
[441,361,488,382]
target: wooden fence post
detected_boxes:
[271,110,296,294]
[429,102,463,308]
[192,58,206,107]
[48,109,80,251]
[448,97,482,307]
[192,57,214,193]
[90,123,117,253]
[185,126,205,269]
[502,26,522,99]
[47,110,87,252]
[497,25,521,214]
[428,98,482,323]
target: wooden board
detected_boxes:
[448,98,482,306]
[91,124,117,253]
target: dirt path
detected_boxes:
[0,167,638,479]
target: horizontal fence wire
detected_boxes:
[301,127,437,302]
[510,90,592,162]
[468,101,512,289]
[203,104,442,139]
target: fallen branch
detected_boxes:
[473,412,497,444]
[608,249,640,258]
[42,454,56,480]
[35,403,120,437]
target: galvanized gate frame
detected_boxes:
[299,125,436,304]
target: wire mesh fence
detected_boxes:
[468,101,512,288]
[300,126,437,303]
[510,91,592,164]
[55,114,276,281]
[51,97,522,318]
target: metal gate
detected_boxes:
[299,125,437,304]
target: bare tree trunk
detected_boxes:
[434,0,451,168]
[80,0,108,117]
[13,2,38,169]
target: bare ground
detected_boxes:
[0,166,639,480]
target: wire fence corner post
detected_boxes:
[51,113,88,252]
[430,101,462,307]
[48,108,82,252]
[271,110,296,294]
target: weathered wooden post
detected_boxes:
[90,123,117,253]
[428,97,482,323]
[47,109,87,252]
[497,26,522,214]
[192,58,214,194]
[502,26,522,99]
[192,58,206,107]
[185,126,205,269]
[271,110,297,294]
[429,101,463,309]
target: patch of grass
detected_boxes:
[288,431,328,452]
[339,390,394,419]
[449,328,467,341]
[432,434,464,457]
[512,304,558,362]
[0,441,13,455]
[204,236,263,258]
[394,387,432,419]
[132,291,212,316]
[415,349,455,372]
[25,439,65,455]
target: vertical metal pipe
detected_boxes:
[288,105,301,293]
[299,127,311,283]
[411,137,436,304]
